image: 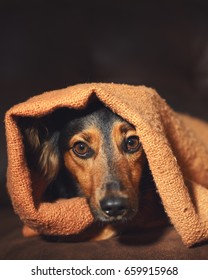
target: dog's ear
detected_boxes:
[24,125,41,152]
[23,122,61,183]
[38,131,61,183]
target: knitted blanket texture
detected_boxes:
[5,83,208,246]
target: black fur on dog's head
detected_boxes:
[21,101,145,223]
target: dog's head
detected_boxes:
[23,104,145,223]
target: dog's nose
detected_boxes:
[100,197,128,217]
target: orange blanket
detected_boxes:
[5,83,208,246]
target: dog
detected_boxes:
[22,100,163,241]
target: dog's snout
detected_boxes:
[105,181,122,191]
[100,197,128,217]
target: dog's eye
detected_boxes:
[72,141,92,158]
[124,136,141,153]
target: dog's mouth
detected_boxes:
[89,196,138,223]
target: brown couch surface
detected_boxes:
[1,208,208,260]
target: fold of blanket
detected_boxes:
[5,83,208,246]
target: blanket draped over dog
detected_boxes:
[5,83,208,246]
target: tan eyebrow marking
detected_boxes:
[120,123,136,134]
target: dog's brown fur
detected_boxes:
[64,122,144,221]
[22,102,150,241]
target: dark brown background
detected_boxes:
[1,0,208,259]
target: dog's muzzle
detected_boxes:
[93,180,137,222]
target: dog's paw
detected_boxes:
[22,225,39,237]
[89,225,118,241]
